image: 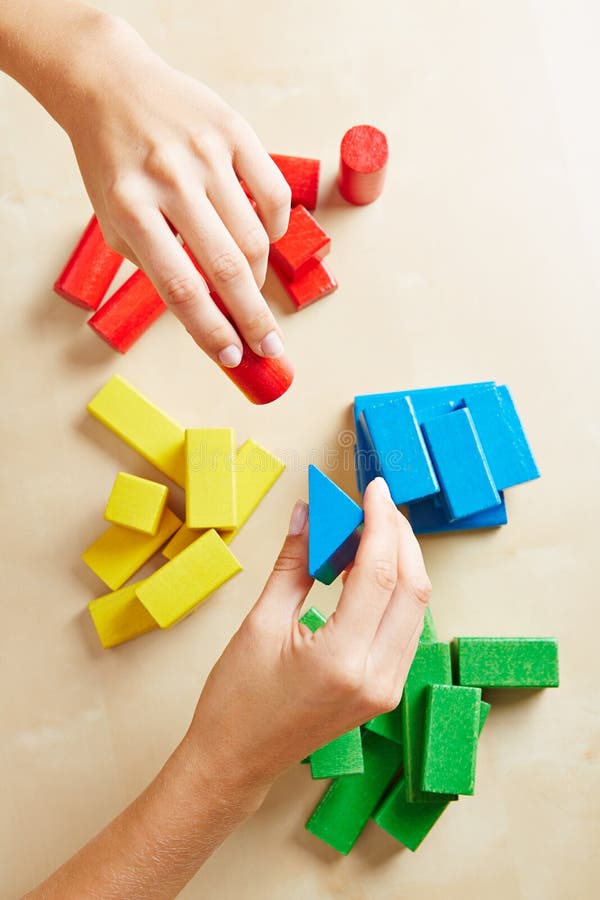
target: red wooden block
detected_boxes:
[270,154,320,210]
[338,125,389,206]
[269,205,330,281]
[88,269,166,353]
[272,258,338,310]
[54,215,123,310]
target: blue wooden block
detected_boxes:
[462,385,540,490]
[360,397,439,505]
[354,382,495,433]
[421,408,501,520]
[407,491,507,534]
[354,416,380,496]
[308,465,364,585]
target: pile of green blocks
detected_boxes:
[301,606,559,854]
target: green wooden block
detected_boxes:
[401,641,454,803]
[363,706,403,745]
[420,607,438,642]
[374,699,491,850]
[310,729,364,779]
[421,684,482,795]
[305,731,401,854]
[452,637,559,688]
[299,606,328,633]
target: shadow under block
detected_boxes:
[361,396,440,504]
[401,641,454,804]
[421,685,482,796]
[136,529,242,628]
[270,154,320,210]
[269,205,330,281]
[305,731,401,854]
[104,472,169,535]
[54,215,123,310]
[185,428,237,529]
[407,492,507,534]
[272,257,338,309]
[82,508,181,591]
[310,729,365,779]
[88,580,158,648]
[88,269,166,353]
[308,465,364,585]
[87,375,186,487]
[453,637,560,688]
[421,408,501,521]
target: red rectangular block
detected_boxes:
[54,215,123,310]
[270,154,320,210]
[269,205,330,281]
[272,257,338,310]
[88,269,166,353]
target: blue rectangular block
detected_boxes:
[354,382,495,433]
[361,397,439,505]
[421,408,501,520]
[354,416,380,495]
[407,492,507,534]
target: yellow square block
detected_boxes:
[185,428,237,529]
[87,375,186,487]
[104,472,169,535]
[88,580,158,648]
[162,524,205,560]
[136,529,242,628]
[82,507,182,591]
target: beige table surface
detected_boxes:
[1,1,598,897]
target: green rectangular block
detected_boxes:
[421,684,482,795]
[453,637,559,688]
[420,607,438,642]
[310,729,364,779]
[300,606,328,633]
[401,641,454,803]
[364,706,403,745]
[305,731,401,854]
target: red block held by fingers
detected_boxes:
[270,154,320,210]
[88,269,166,353]
[269,205,330,281]
[54,215,123,310]
[272,258,338,310]
[338,125,389,206]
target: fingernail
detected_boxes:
[218,344,243,368]
[373,477,392,500]
[288,500,308,535]
[260,331,284,358]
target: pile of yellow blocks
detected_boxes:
[83,375,285,648]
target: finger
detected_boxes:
[332,477,399,649]
[206,167,270,288]
[167,194,284,358]
[232,124,291,241]
[253,501,313,625]
[120,207,243,366]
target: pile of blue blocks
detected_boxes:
[353,381,539,534]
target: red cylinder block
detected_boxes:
[54,215,123,310]
[338,125,389,206]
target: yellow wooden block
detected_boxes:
[88,580,158,648]
[136,529,242,628]
[87,375,186,487]
[82,508,182,591]
[162,524,205,560]
[185,428,237,529]
[104,472,169,535]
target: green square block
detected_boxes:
[421,684,482,796]
[401,641,454,803]
[364,706,403,745]
[453,637,559,688]
[310,729,364,779]
[305,731,401,854]
[300,606,328,633]
[420,607,438,642]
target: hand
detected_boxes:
[185,477,432,800]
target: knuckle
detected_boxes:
[144,145,182,190]
[105,179,141,228]
[263,178,291,215]
[210,249,246,285]
[410,573,432,606]
[328,657,363,696]
[239,225,269,265]
[162,273,200,311]
[272,549,304,574]
[370,558,398,593]
[240,306,273,335]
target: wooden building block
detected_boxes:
[88,580,158,648]
[407,492,508,535]
[136,529,242,628]
[272,257,338,310]
[305,731,400,854]
[87,375,186,487]
[88,269,166,352]
[421,685,482,796]
[269,206,330,281]
[299,606,328,633]
[452,637,559,688]
[421,607,438,642]
[82,508,181,591]
[421,408,501,520]
[310,729,364,779]
[270,154,320,210]
[162,524,204,560]
[364,707,403,746]
[185,428,237,529]
[104,472,168,535]
[308,465,364,585]
[338,125,389,206]
[54,215,123,310]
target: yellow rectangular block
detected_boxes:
[87,375,186,487]
[136,529,242,628]
[82,507,182,591]
[162,524,205,560]
[104,472,169,535]
[88,580,158,648]
[185,428,237,529]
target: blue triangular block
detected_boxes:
[308,465,364,585]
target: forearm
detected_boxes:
[26,734,267,899]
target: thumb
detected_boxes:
[254,500,313,624]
